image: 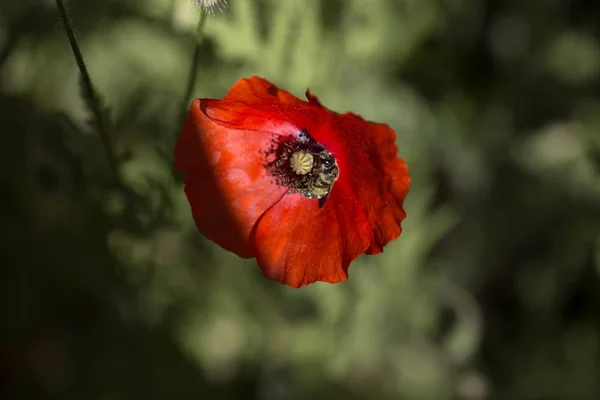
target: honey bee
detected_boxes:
[268,130,339,208]
[290,148,339,208]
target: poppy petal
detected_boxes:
[304,89,323,106]
[223,76,307,106]
[252,184,373,288]
[317,112,411,255]
[175,99,291,257]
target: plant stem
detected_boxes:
[179,10,208,126]
[55,0,120,183]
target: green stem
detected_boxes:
[179,10,208,126]
[55,0,120,183]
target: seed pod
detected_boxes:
[289,151,314,175]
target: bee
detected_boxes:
[313,151,339,208]
[290,148,339,208]
[268,130,339,208]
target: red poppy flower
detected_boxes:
[175,77,410,288]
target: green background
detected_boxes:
[2,0,600,399]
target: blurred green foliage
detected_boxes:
[1,0,600,399]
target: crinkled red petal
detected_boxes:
[328,112,411,254]
[224,76,310,106]
[175,99,290,257]
[252,183,373,288]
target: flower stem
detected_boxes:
[55,0,120,183]
[179,9,208,126]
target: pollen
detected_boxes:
[290,151,314,175]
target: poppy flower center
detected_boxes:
[266,130,339,208]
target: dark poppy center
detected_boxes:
[266,130,339,208]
